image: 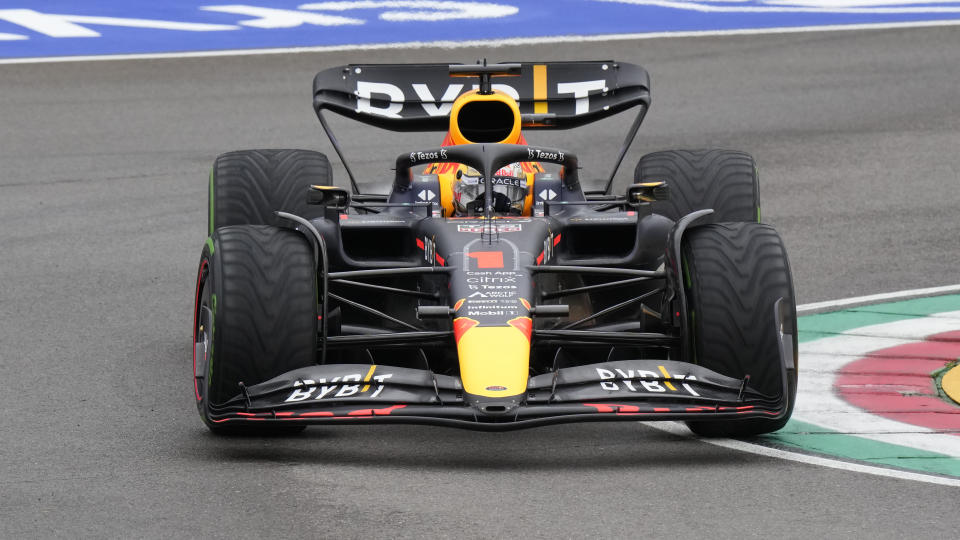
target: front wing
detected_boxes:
[206,358,791,431]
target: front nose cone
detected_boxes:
[455,321,532,398]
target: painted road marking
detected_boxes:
[788,309,960,455]
[6,20,960,65]
[835,330,960,433]
[605,0,960,14]
[3,1,960,61]
[774,295,960,478]
[797,284,960,313]
[650,421,960,487]
[651,289,960,486]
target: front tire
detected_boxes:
[681,222,798,437]
[194,225,318,434]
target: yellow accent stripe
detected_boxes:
[657,365,677,391]
[361,364,376,392]
[533,64,547,114]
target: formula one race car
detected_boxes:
[193,61,798,436]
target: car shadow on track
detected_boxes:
[189,423,752,471]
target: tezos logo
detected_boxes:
[527,148,563,161]
[409,148,448,163]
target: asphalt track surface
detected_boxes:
[2,27,959,538]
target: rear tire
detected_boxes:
[635,149,760,223]
[681,222,798,437]
[194,225,317,434]
[209,149,333,233]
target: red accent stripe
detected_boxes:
[553,234,561,247]
[582,403,682,416]
[583,403,616,413]
[347,404,407,417]
[453,317,479,343]
[416,238,425,250]
[536,252,544,265]
[435,253,446,266]
[507,317,533,342]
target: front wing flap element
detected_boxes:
[206,359,788,431]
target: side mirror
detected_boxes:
[307,185,350,208]
[627,181,669,206]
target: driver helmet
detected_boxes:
[452,163,527,215]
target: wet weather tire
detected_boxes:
[635,149,760,223]
[208,149,333,233]
[681,222,798,437]
[194,225,317,434]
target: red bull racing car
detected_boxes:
[193,61,798,436]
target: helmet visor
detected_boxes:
[454,164,527,214]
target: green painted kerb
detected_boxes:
[934,361,960,404]
[764,420,960,478]
[799,294,960,343]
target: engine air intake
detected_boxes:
[457,100,515,143]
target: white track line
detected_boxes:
[798,284,960,314]
[648,421,960,487]
[3,18,960,65]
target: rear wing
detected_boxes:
[312,61,652,196]
[313,61,651,131]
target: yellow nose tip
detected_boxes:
[456,324,531,397]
